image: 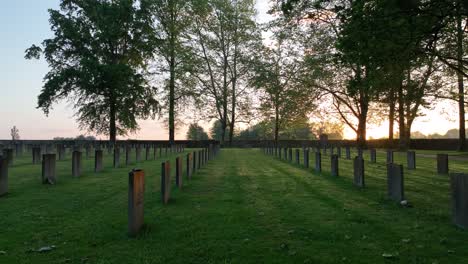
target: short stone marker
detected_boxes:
[283,148,287,160]
[145,145,150,161]
[128,169,145,237]
[345,146,351,160]
[295,149,300,165]
[315,152,322,173]
[386,150,394,164]
[136,145,142,162]
[176,157,183,189]
[72,151,82,177]
[370,149,376,163]
[387,163,404,202]
[161,161,171,204]
[95,150,103,172]
[32,147,42,164]
[331,154,339,177]
[0,155,8,196]
[57,144,65,161]
[353,157,365,187]
[198,150,202,169]
[114,147,120,168]
[193,151,197,172]
[187,153,193,180]
[42,154,57,184]
[437,154,449,174]
[288,148,293,162]
[278,147,282,159]
[450,173,468,229]
[407,151,416,170]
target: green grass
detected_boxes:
[0,148,467,264]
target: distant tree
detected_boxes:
[310,121,344,140]
[186,123,209,140]
[25,0,159,143]
[10,126,20,141]
[210,120,230,141]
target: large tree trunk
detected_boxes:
[456,4,466,151]
[388,87,395,140]
[398,74,407,150]
[274,106,279,143]
[357,102,368,149]
[109,100,117,144]
[168,42,176,145]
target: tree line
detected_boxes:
[25,0,467,149]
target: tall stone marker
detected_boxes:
[3,149,13,167]
[386,150,394,164]
[331,154,339,177]
[387,163,404,202]
[407,151,416,170]
[176,157,183,189]
[33,147,41,164]
[72,151,82,177]
[0,155,8,196]
[370,149,376,163]
[128,169,145,237]
[345,146,351,160]
[353,157,365,187]
[114,147,120,168]
[315,152,322,173]
[161,161,171,204]
[95,150,103,172]
[450,173,468,229]
[42,154,56,184]
[437,154,449,174]
[187,153,193,180]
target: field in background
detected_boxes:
[0,148,467,263]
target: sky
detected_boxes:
[0,0,460,140]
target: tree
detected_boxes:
[151,0,196,144]
[10,126,20,141]
[25,0,159,143]
[186,123,209,140]
[210,120,230,141]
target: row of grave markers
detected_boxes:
[262,145,468,229]
[128,144,221,237]
[0,144,187,194]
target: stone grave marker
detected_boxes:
[33,147,41,164]
[72,151,82,177]
[128,169,145,237]
[187,153,193,180]
[354,157,365,187]
[95,150,103,172]
[2,149,13,167]
[387,163,404,202]
[450,173,468,229]
[304,148,309,168]
[114,147,120,168]
[437,154,449,174]
[315,152,322,173]
[386,150,394,164]
[42,154,56,184]
[370,149,376,163]
[331,154,339,177]
[407,151,416,170]
[161,161,171,204]
[176,157,183,189]
[295,149,300,165]
[0,155,8,196]
[345,146,351,160]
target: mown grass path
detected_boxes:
[0,149,467,263]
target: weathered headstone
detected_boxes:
[283,148,287,160]
[387,163,404,202]
[437,154,449,174]
[407,151,416,170]
[33,147,41,164]
[0,155,8,196]
[192,151,197,172]
[136,145,142,163]
[114,146,120,168]
[72,151,82,177]
[187,153,193,180]
[161,161,171,204]
[331,154,339,177]
[57,144,65,161]
[42,154,56,184]
[15,143,23,157]
[95,150,103,172]
[145,145,150,161]
[198,150,202,169]
[2,149,13,167]
[295,149,300,165]
[304,148,309,168]
[128,169,145,237]
[176,157,183,189]
[370,149,376,163]
[353,157,365,187]
[386,150,394,164]
[345,146,351,160]
[315,152,322,173]
[288,148,293,162]
[126,146,132,166]
[450,173,468,229]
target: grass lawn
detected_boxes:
[0,148,467,264]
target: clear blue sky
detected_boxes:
[0,0,456,140]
